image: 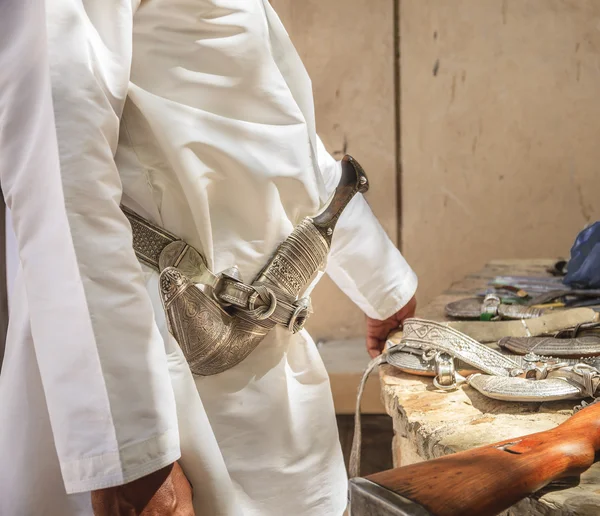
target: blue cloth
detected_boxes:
[564,221,600,288]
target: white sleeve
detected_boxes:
[259,0,417,319]
[316,138,418,320]
[0,0,179,494]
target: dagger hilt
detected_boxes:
[312,154,369,243]
[254,155,369,297]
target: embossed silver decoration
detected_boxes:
[159,267,271,376]
[154,219,331,375]
[351,337,600,480]
[445,297,545,320]
[122,205,178,269]
[401,318,522,377]
[499,335,600,358]
[124,155,368,376]
[255,218,329,297]
[467,362,600,402]
[432,353,462,390]
[499,304,545,319]
[467,374,585,402]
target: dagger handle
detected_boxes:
[312,154,369,242]
[254,155,368,296]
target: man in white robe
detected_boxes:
[0,0,418,515]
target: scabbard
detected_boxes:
[445,297,544,320]
[529,289,600,306]
[468,374,584,402]
[445,308,600,343]
[498,335,600,358]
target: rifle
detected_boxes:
[349,402,600,516]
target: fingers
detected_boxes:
[92,465,175,516]
[92,462,195,516]
[140,462,194,516]
[396,296,417,322]
[366,336,384,358]
[171,462,195,516]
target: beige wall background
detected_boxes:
[402,0,600,304]
[274,0,600,342]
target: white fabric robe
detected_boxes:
[0,0,418,515]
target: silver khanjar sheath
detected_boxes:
[498,335,600,358]
[156,155,369,376]
[445,296,545,320]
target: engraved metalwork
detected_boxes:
[468,374,584,401]
[394,318,600,401]
[499,335,600,358]
[255,219,329,296]
[124,154,368,375]
[386,341,591,380]
[499,304,545,319]
[158,240,216,285]
[122,205,177,269]
[401,318,522,377]
[445,297,545,320]
[433,353,460,390]
[159,267,271,376]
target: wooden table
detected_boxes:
[380,259,600,515]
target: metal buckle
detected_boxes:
[572,363,600,397]
[432,352,466,391]
[288,297,311,333]
[480,293,501,320]
[211,266,245,307]
[248,286,278,321]
[517,355,569,380]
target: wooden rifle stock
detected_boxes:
[351,403,600,516]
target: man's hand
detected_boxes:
[366,296,417,358]
[91,462,194,516]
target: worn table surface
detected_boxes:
[380,259,600,515]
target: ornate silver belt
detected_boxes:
[124,155,369,376]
